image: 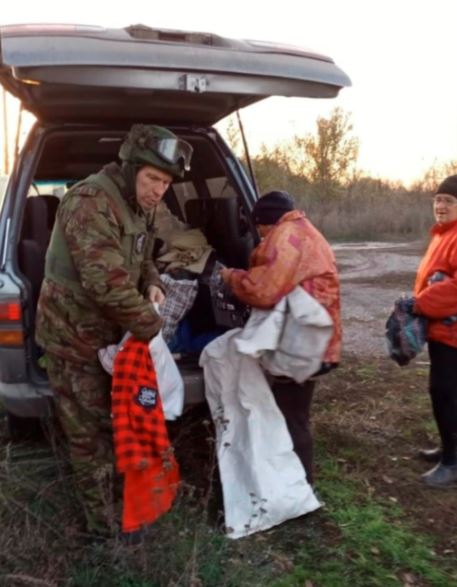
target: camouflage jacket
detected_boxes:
[35,163,163,364]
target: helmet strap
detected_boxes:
[121,162,136,191]
[121,162,140,207]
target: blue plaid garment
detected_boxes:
[159,274,198,343]
[385,296,427,366]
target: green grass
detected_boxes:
[63,452,457,587]
[271,456,456,587]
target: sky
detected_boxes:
[1,0,457,186]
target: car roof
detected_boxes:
[0,23,351,125]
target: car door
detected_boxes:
[0,23,351,416]
[0,23,350,126]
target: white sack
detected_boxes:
[200,329,320,539]
[236,287,334,382]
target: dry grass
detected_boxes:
[253,155,434,241]
[314,356,457,551]
[295,188,433,242]
[1,356,456,586]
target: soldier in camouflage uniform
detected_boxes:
[35,124,193,535]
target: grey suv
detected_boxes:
[0,23,350,423]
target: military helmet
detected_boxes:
[119,124,193,179]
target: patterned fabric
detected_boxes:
[111,336,179,532]
[112,337,174,470]
[122,465,180,533]
[36,162,163,364]
[414,218,457,348]
[385,296,427,366]
[227,210,341,363]
[156,228,212,274]
[159,273,198,343]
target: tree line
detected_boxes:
[222,108,452,241]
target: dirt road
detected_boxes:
[335,240,426,357]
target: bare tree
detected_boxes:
[294,107,359,191]
[223,115,242,155]
[411,159,457,193]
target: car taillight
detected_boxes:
[0,301,21,321]
[0,300,24,347]
[0,330,24,346]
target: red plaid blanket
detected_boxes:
[111,337,179,532]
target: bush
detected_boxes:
[253,156,433,241]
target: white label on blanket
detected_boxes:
[135,386,158,411]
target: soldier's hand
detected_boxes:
[148,285,165,305]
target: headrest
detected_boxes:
[39,195,60,228]
[185,197,239,235]
[21,197,52,243]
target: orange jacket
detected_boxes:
[227,210,341,363]
[414,219,457,348]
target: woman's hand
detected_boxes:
[220,268,233,284]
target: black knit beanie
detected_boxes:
[436,175,457,198]
[251,191,295,225]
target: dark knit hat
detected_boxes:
[436,175,457,199]
[251,190,295,225]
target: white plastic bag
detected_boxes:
[149,330,184,421]
[98,322,184,421]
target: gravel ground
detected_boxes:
[334,241,426,357]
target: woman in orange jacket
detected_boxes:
[221,191,341,485]
[414,175,457,487]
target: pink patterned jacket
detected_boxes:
[227,210,341,363]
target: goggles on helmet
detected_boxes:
[147,137,193,172]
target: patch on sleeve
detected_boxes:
[74,185,99,197]
[135,232,147,254]
[135,386,158,411]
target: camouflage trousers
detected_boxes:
[45,353,120,535]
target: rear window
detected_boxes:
[27,181,66,199]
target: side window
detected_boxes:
[172,181,199,218]
[0,174,9,211]
[206,177,237,199]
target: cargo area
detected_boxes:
[15,125,257,403]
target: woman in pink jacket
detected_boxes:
[221,191,341,485]
[414,175,457,488]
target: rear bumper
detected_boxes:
[0,368,204,418]
[0,381,53,417]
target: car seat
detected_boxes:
[184,197,253,269]
[17,195,60,312]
